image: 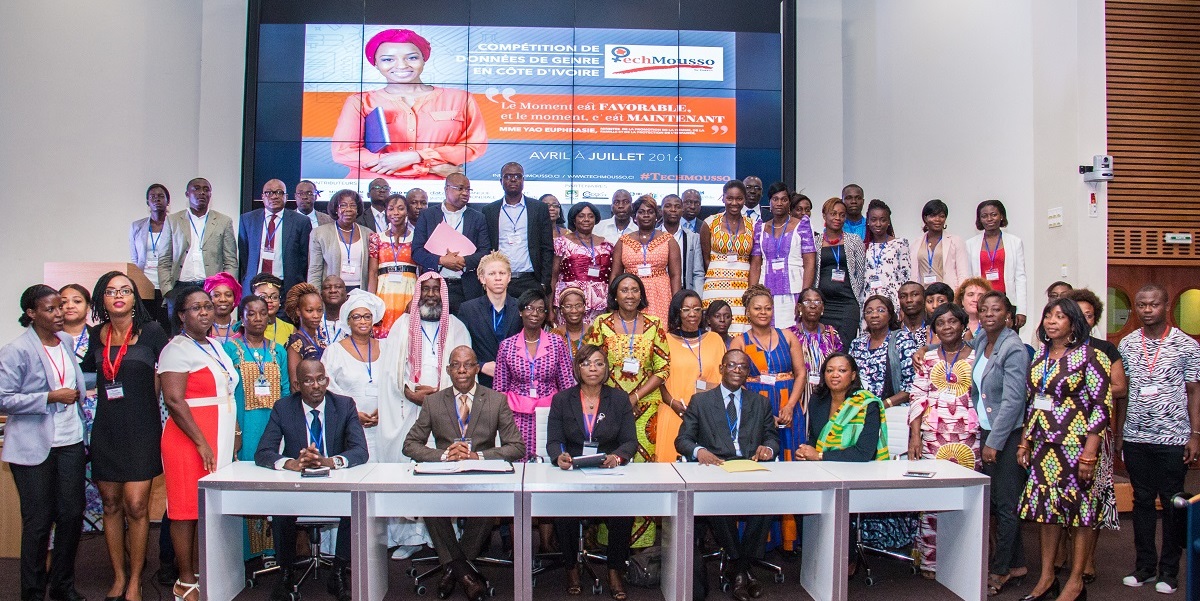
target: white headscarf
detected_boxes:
[339,288,386,326]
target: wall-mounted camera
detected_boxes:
[1079,155,1113,182]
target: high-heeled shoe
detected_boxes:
[173,580,200,601]
[1018,578,1060,601]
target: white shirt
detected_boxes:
[371,207,388,233]
[44,343,83,447]
[180,211,209,282]
[300,208,320,228]
[594,217,635,242]
[743,206,762,223]
[498,199,532,273]
[144,223,166,289]
[418,320,444,389]
[322,317,347,344]
[439,203,466,279]
[272,398,348,469]
[260,209,285,278]
[342,238,364,286]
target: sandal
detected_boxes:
[172,580,200,601]
[565,565,582,596]
[608,569,627,601]
[987,572,1026,596]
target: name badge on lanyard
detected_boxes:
[105,381,125,400]
[637,264,652,277]
[831,269,846,282]
[1032,393,1053,411]
[587,266,601,278]
[622,357,640,374]
[695,380,709,391]
[253,377,271,397]
[922,274,937,284]
[770,258,785,271]
[985,268,1001,281]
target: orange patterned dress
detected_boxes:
[616,232,672,323]
[702,213,754,334]
[368,227,416,337]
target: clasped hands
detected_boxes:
[284,444,335,472]
[445,440,479,462]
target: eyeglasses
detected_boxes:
[347,313,374,322]
[502,173,524,180]
[263,190,286,197]
[446,184,472,194]
[448,361,479,371]
[579,360,607,369]
[258,293,281,302]
[298,376,329,386]
[104,288,135,298]
[801,299,824,306]
[863,307,889,315]
[723,363,750,372]
[521,306,547,315]
[184,303,215,314]
[296,190,318,198]
[679,306,703,314]
[560,303,585,311]
[369,184,390,191]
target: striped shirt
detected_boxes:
[1119,327,1200,445]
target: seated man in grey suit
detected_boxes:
[255,359,368,601]
[676,349,779,601]
[403,346,525,601]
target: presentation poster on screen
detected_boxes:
[297,24,772,205]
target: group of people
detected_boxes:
[0,169,1195,601]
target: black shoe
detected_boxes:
[459,568,489,601]
[156,564,180,587]
[730,571,752,601]
[326,565,351,601]
[437,565,456,599]
[48,589,86,601]
[1019,578,1060,601]
[744,570,763,599]
[270,569,296,601]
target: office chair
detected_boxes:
[853,404,918,586]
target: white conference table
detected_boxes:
[819,458,989,601]
[198,461,376,601]
[353,462,525,601]
[520,463,687,601]
[673,461,848,601]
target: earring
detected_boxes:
[1069,334,1078,345]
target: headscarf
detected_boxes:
[339,288,386,326]
[406,272,450,389]
[365,29,432,65]
[203,272,242,303]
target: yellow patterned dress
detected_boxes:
[907,345,979,573]
[702,213,754,334]
[584,311,670,548]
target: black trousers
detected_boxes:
[554,517,634,569]
[507,272,545,301]
[10,442,86,600]
[980,430,1027,575]
[272,516,352,565]
[1123,441,1188,579]
[426,517,496,567]
[706,515,770,571]
[445,278,466,316]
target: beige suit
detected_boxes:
[308,222,373,288]
[158,209,238,293]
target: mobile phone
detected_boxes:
[903,470,936,478]
[302,466,331,478]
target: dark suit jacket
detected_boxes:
[457,296,521,388]
[238,208,312,295]
[255,391,369,468]
[403,384,525,462]
[357,204,387,232]
[546,385,637,463]
[482,196,554,291]
[675,386,778,461]
[411,204,491,299]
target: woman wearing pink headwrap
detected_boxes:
[331,28,488,180]
[204,272,242,343]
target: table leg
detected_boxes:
[660,491,691,601]
[353,491,388,601]
[934,483,989,600]
[515,491,532,601]
[199,489,244,601]
[800,488,848,601]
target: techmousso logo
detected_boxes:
[604,44,723,81]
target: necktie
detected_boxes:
[309,408,323,454]
[262,213,277,274]
[458,393,470,436]
[726,392,738,442]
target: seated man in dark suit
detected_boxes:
[255,359,368,601]
[403,346,525,601]
[676,349,779,601]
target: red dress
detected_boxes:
[157,335,240,520]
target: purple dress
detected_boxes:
[493,330,578,461]
[751,216,815,328]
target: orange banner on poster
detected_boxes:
[301,91,736,144]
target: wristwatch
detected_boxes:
[332,456,347,469]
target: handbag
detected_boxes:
[626,546,662,587]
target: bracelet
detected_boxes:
[818,451,824,461]
[1078,456,1098,464]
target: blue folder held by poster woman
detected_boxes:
[364,106,389,153]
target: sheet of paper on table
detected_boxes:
[719,459,769,473]
[413,460,514,474]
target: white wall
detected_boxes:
[797,0,1108,321]
[0,0,247,341]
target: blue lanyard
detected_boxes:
[189,213,208,243]
[491,306,506,335]
[443,208,463,232]
[767,217,789,261]
[1037,346,1055,395]
[264,211,279,249]
[187,334,233,390]
[563,329,582,355]
[749,329,777,374]
[73,332,88,359]
[350,337,374,383]
[619,314,639,358]
[723,214,742,238]
[299,326,322,350]
[982,232,1002,268]
[939,344,963,383]
[337,226,355,265]
[322,319,343,343]
[422,322,441,350]
[574,233,597,263]
[502,202,526,235]
[148,227,163,254]
[681,334,702,374]
[524,333,540,393]
[640,230,655,264]
[213,322,233,344]
[246,339,271,378]
[831,244,843,268]
[387,226,410,260]
[926,234,939,269]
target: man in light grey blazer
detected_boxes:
[0,285,90,601]
[661,194,706,292]
[158,177,238,304]
[403,346,524,601]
